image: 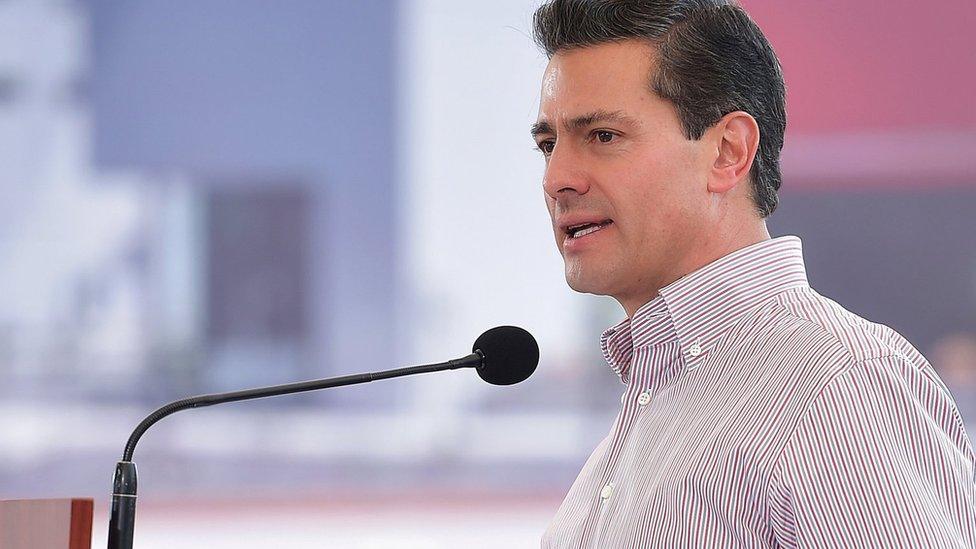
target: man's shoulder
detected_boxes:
[767,286,920,366]
[765,288,960,427]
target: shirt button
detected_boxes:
[600,483,615,500]
[688,341,703,357]
[636,391,651,406]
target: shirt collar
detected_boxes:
[600,235,810,381]
[601,292,675,382]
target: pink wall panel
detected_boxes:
[743,0,976,134]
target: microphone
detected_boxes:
[107,325,538,549]
[473,325,539,385]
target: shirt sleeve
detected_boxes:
[767,354,976,548]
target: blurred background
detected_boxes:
[0,0,973,547]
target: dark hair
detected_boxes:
[533,0,786,218]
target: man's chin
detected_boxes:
[565,273,613,297]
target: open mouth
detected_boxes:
[566,220,613,239]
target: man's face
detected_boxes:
[534,40,712,308]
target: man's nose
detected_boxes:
[543,145,590,199]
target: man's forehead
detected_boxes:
[541,41,657,90]
[538,54,656,115]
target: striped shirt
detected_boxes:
[541,235,976,548]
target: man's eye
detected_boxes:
[537,140,555,155]
[594,131,615,143]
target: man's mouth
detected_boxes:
[566,220,613,239]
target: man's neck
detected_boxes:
[617,221,771,319]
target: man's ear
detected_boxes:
[706,111,760,194]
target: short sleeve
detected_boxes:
[767,354,976,548]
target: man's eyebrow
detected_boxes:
[530,120,554,138]
[568,110,640,130]
[530,110,640,138]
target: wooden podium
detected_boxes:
[0,499,93,549]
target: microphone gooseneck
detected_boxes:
[107,326,538,549]
[118,350,484,462]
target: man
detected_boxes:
[529,1,976,547]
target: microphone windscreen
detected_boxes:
[472,326,539,385]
